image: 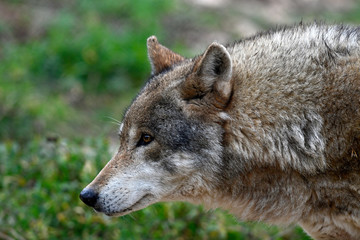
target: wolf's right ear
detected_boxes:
[147,36,185,75]
[181,42,233,109]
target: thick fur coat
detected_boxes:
[80,23,360,239]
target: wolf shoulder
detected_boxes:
[222,23,360,172]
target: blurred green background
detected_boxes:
[1,0,360,239]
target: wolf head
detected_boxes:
[80,36,234,216]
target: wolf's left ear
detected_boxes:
[181,42,233,108]
[147,36,185,75]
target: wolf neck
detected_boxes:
[200,165,360,228]
[222,104,327,174]
[205,166,310,224]
[209,110,360,226]
[222,41,330,174]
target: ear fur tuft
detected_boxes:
[147,36,185,75]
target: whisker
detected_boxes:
[104,116,122,126]
[109,121,121,126]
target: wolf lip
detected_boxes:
[105,193,154,217]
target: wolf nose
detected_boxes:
[79,188,98,207]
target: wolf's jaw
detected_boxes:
[102,193,155,217]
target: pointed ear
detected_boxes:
[147,36,185,75]
[181,42,233,108]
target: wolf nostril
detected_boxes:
[79,188,99,207]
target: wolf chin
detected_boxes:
[80,23,360,239]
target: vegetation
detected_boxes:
[1,0,359,239]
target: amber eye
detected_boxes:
[143,134,151,143]
[137,133,154,147]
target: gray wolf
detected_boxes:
[80,23,360,239]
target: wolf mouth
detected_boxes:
[105,193,154,217]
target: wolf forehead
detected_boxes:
[124,58,194,116]
[122,60,192,121]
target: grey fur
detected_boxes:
[81,23,360,240]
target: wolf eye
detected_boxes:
[137,133,154,147]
